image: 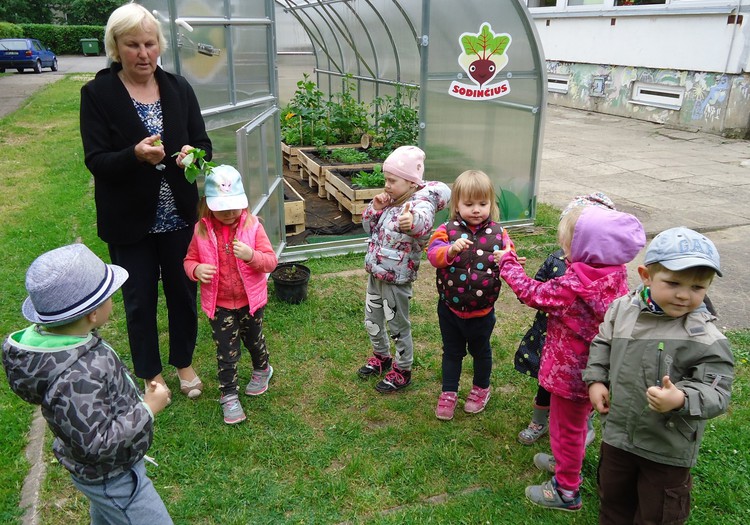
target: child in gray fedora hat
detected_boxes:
[584,227,734,525]
[2,243,173,525]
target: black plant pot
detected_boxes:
[270,263,310,304]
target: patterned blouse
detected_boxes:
[132,99,189,233]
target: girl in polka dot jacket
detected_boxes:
[427,170,515,421]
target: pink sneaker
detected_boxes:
[464,385,491,414]
[435,391,458,421]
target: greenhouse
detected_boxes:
[141,0,546,260]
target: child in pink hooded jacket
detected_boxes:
[496,205,645,512]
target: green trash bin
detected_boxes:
[81,39,99,56]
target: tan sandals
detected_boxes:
[179,375,203,399]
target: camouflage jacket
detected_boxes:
[3,326,154,481]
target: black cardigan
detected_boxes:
[80,63,212,245]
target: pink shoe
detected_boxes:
[464,385,491,414]
[435,391,458,421]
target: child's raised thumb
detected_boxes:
[662,376,674,388]
[401,202,411,214]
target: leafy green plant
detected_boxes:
[173,147,215,184]
[326,75,371,144]
[351,164,384,189]
[328,147,370,164]
[370,85,420,159]
[280,74,332,146]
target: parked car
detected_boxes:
[0,38,58,74]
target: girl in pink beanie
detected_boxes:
[357,146,451,393]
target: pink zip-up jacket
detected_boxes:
[498,207,645,401]
[184,211,277,319]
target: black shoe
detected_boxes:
[375,367,411,393]
[357,353,393,378]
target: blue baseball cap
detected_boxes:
[644,227,722,277]
[205,165,249,211]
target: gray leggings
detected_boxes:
[364,275,413,370]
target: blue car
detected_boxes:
[0,38,58,74]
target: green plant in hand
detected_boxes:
[173,147,215,184]
[351,164,384,188]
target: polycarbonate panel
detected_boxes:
[230,0,268,18]
[423,0,545,223]
[177,24,231,108]
[263,121,277,190]
[175,0,227,18]
[242,128,264,211]
[232,25,273,102]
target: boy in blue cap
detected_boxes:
[2,243,173,524]
[584,227,734,525]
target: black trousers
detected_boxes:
[598,441,692,525]
[209,305,268,397]
[437,301,495,392]
[108,228,197,379]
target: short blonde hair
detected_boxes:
[104,3,165,63]
[448,170,499,221]
[557,205,583,256]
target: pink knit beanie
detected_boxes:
[382,146,425,187]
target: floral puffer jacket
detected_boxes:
[363,181,451,285]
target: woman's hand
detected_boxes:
[175,144,195,168]
[194,263,217,283]
[232,239,254,262]
[371,192,392,211]
[134,134,166,166]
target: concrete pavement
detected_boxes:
[1,55,748,329]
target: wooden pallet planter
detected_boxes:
[324,167,384,224]
[283,179,305,235]
[297,147,377,198]
[281,142,317,171]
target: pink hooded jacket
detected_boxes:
[499,207,645,401]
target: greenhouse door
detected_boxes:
[144,0,286,253]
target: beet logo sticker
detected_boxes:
[450,23,512,101]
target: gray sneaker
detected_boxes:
[220,394,246,425]
[245,365,273,396]
[534,452,556,474]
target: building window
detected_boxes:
[615,0,666,5]
[569,0,604,5]
[527,0,557,7]
[630,82,685,110]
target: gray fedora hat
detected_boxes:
[22,244,129,327]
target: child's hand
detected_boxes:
[448,238,473,258]
[194,263,217,283]
[175,144,195,168]
[646,376,685,413]
[398,202,413,231]
[135,134,165,166]
[493,246,514,265]
[588,382,610,414]
[232,239,254,262]
[144,381,170,415]
[371,192,391,211]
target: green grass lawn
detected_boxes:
[0,77,748,524]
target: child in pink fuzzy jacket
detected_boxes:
[495,205,645,512]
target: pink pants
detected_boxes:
[549,393,591,492]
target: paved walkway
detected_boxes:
[1,56,748,329]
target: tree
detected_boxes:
[0,0,54,24]
[64,0,122,26]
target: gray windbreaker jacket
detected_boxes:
[583,288,734,468]
[3,326,154,481]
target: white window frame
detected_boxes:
[629,81,685,110]
[547,73,570,94]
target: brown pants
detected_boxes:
[597,442,692,525]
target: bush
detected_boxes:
[19,24,105,55]
[0,22,23,39]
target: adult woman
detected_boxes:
[80,3,211,399]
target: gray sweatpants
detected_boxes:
[364,275,414,370]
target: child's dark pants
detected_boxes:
[209,305,269,397]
